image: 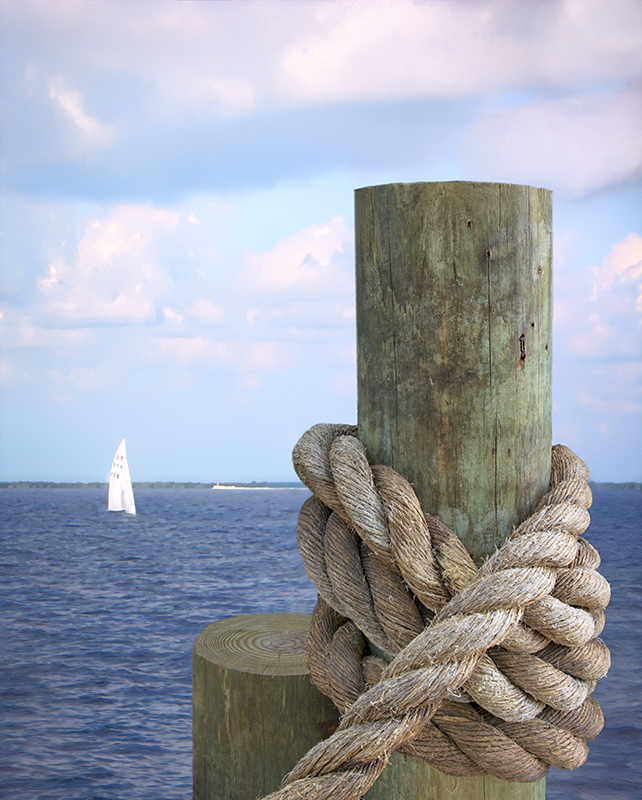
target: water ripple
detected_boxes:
[1,486,640,799]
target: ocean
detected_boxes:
[1,485,640,799]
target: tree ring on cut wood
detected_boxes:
[193,612,311,675]
[252,630,308,654]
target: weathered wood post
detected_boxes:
[192,613,337,799]
[356,181,551,799]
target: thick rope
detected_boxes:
[261,425,610,799]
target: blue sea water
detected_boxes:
[0,486,640,799]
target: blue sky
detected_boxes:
[1,0,640,483]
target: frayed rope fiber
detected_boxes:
[260,424,610,800]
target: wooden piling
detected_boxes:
[192,613,338,800]
[355,181,552,798]
[193,181,552,798]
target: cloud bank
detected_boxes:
[1,0,640,481]
[2,0,640,200]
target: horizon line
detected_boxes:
[1,480,640,490]
[0,480,307,489]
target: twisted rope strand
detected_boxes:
[260,426,610,799]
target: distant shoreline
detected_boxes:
[0,480,306,489]
[589,481,641,491]
[0,480,639,491]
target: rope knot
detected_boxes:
[264,424,610,799]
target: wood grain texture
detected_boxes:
[192,614,338,800]
[356,181,552,562]
[356,182,550,799]
[365,754,546,800]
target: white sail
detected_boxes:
[108,439,136,515]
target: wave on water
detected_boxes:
[0,485,639,800]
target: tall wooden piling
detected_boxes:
[355,181,552,798]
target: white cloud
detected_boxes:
[241,215,352,296]
[569,313,619,357]
[162,74,255,117]
[460,88,642,196]
[244,300,354,333]
[35,204,178,326]
[3,2,641,482]
[278,0,642,103]
[555,246,641,357]
[559,233,642,358]
[592,359,642,384]
[145,335,290,373]
[1,315,96,349]
[162,307,184,328]
[48,78,115,151]
[11,0,641,116]
[235,216,356,355]
[4,0,641,203]
[2,197,354,409]
[7,0,270,118]
[551,225,641,479]
[189,299,225,325]
[591,232,642,306]
[576,386,640,415]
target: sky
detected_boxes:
[0,0,640,484]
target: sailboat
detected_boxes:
[108,439,136,515]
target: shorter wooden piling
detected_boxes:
[192,613,338,800]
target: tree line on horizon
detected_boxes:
[0,480,306,489]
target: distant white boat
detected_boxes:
[108,439,136,515]
[210,483,293,490]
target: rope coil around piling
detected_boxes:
[261,424,610,800]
